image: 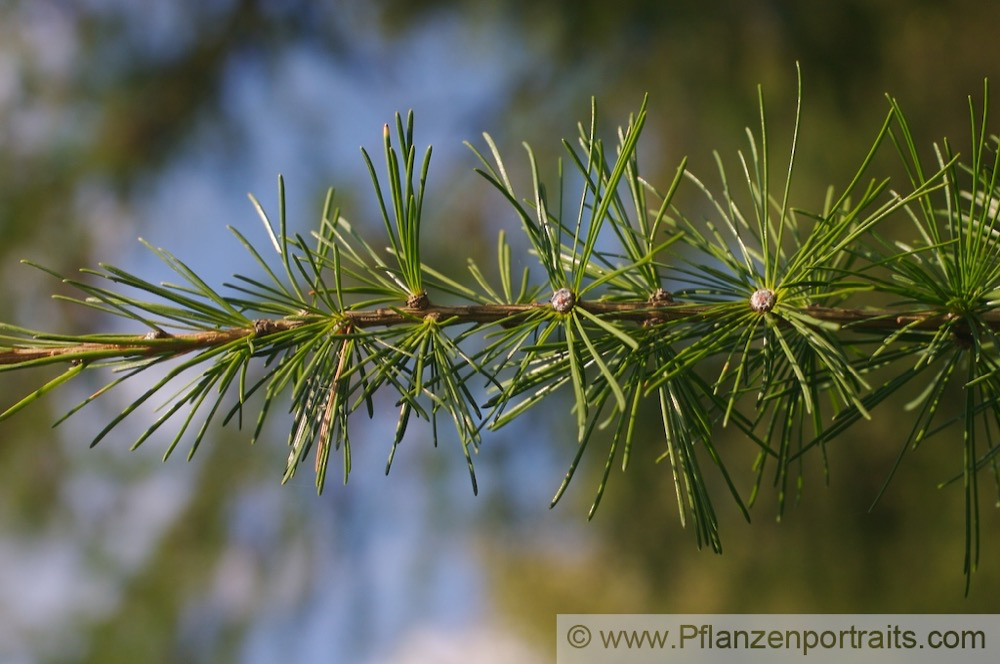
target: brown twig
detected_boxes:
[2,299,998,367]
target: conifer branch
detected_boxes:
[4,301,1000,368]
[2,72,999,589]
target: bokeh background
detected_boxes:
[1,1,999,662]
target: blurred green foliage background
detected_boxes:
[1,1,998,662]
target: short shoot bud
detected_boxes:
[550,288,576,313]
[750,288,776,313]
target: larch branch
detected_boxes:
[2,299,998,367]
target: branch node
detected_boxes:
[253,319,279,336]
[947,314,974,349]
[407,291,430,310]
[749,288,776,313]
[643,288,675,327]
[649,288,674,305]
[550,288,576,313]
